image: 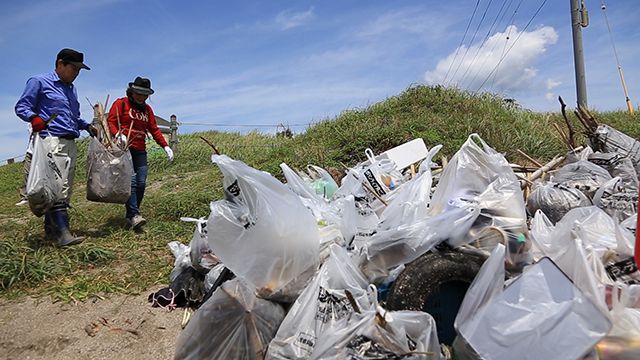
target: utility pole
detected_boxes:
[570,0,589,108]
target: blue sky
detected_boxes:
[1,0,639,162]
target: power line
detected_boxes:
[458,0,510,89]
[490,0,525,90]
[474,0,549,94]
[442,0,481,85]
[178,122,312,127]
[447,0,493,87]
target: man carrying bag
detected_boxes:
[15,48,97,246]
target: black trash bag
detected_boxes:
[148,267,206,309]
[526,182,592,223]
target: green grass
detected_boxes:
[1,85,638,302]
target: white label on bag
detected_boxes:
[315,287,354,323]
[363,169,386,196]
[226,179,241,196]
[294,332,316,353]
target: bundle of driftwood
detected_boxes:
[89,95,133,152]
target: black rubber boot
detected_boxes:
[44,213,57,240]
[51,209,84,247]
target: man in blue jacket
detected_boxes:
[15,48,97,246]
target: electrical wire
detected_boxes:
[458,0,512,89]
[447,0,493,87]
[474,0,549,94]
[442,0,481,85]
[490,0,525,90]
[177,122,311,127]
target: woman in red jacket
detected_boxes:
[107,76,173,231]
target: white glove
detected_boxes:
[117,134,127,146]
[164,146,174,162]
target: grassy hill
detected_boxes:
[1,85,638,302]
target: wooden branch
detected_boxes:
[558,96,576,148]
[199,136,221,155]
[529,155,564,183]
[516,149,543,167]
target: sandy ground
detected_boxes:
[0,287,183,360]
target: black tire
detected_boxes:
[385,249,486,345]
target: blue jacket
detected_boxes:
[15,71,91,138]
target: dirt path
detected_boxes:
[0,287,183,360]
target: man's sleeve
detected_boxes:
[15,78,41,122]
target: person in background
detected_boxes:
[14,48,97,246]
[107,76,173,231]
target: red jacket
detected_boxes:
[107,97,168,151]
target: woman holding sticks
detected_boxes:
[107,76,174,231]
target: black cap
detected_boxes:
[128,76,154,95]
[56,48,90,70]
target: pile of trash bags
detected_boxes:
[161,130,640,360]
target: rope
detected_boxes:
[600,1,622,68]
[600,0,634,109]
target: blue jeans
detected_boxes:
[126,149,148,219]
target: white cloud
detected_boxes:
[545,78,561,101]
[545,78,561,90]
[425,25,558,93]
[275,7,314,30]
[356,8,452,42]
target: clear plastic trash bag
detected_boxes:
[526,182,592,223]
[26,136,69,216]
[267,244,372,359]
[454,246,611,360]
[309,285,442,360]
[86,137,133,204]
[180,217,219,274]
[174,278,286,360]
[551,160,612,199]
[207,155,320,301]
[429,134,528,251]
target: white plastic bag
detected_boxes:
[174,279,286,360]
[377,145,442,231]
[429,134,527,250]
[609,284,640,337]
[310,286,442,360]
[362,204,480,282]
[168,241,191,282]
[267,245,372,359]
[455,252,612,360]
[207,155,320,300]
[26,136,69,216]
[180,217,219,274]
[86,137,133,203]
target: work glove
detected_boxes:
[115,133,127,146]
[31,116,47,132]
[164,146,174,162]
[87,125,98,137]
